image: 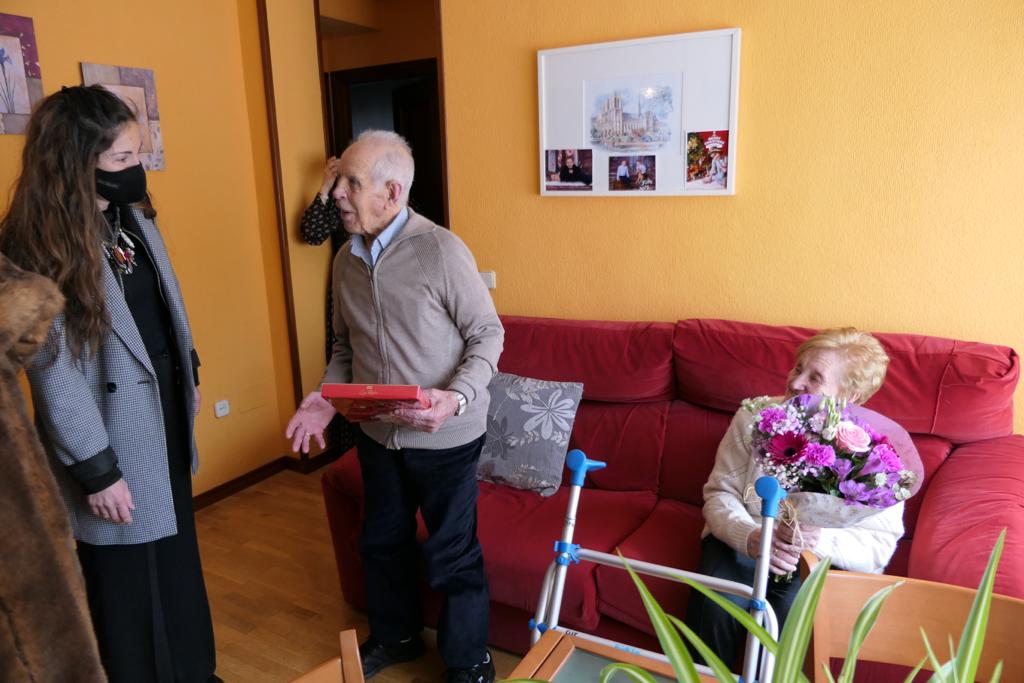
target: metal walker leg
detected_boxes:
[530,449,787,683]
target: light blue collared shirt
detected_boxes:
[349,207,409,268]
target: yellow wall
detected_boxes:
[439,0,1024,428]
[321,0,438,72]
[263,0,334,438]
[0,0,296,493]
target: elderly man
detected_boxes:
[286,130,503,683]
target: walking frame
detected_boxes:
[529,450,787,683]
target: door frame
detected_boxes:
[324,57,449,227]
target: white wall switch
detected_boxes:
[214,399,230,418]
[479,271,496,289]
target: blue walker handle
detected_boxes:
[755,476,787,519]
[566,449,606,487]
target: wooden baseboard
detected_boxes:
[192,447,345,510]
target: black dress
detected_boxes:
[299,195,356,453]
[76,206,216,683]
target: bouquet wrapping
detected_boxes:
[744,394,922,529]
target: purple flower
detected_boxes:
[862,444,902,475]
[792,393,813,409]
[839,480,871,504]
[802,443,836,468]
[758,407,787,433]
[873,443,903,472]
[867,487,898,509]
[832,458,855,480]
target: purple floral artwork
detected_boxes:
[82,62,165,170]
[0,13,43,135]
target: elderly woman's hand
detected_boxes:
[747,524,821,575]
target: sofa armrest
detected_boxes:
[907,435,1024,598]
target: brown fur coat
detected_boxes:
[0,252,105,682]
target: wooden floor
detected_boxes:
[195,470,521,682]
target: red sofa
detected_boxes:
[321,316,1024,654]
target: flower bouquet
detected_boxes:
[743,393,922,529]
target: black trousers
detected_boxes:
[683,535,802,669]
[357,431,489,668]
[77,352,215,683]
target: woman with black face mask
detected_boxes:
[0,85,219,682]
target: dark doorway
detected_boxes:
[325,58,447,227]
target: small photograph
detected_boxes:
[544,148,593,191]
[608,155,656,191]
[686,130,729,189]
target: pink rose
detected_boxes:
[835,421,872,453]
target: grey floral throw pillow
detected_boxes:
[477,372,584,496]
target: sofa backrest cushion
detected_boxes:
[569,401,668,492]
[673,319,1018,444]
[498,316,676,402]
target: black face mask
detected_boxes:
[95,163,147,205]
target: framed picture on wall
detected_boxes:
[0,13,44,135]
[82,62,165,170]
[538,28,740,196]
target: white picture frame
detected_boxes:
[538,28,740,196]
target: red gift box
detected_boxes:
[321,383,431,422]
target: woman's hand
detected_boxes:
[747,525,818,575]
[319,157,341,197]
[88,479,135,524]
[285,391,337,453]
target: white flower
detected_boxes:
[874,472,888,487]
[521,390,576,440]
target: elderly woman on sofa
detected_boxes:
[685,327,907,665]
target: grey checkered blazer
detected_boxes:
[26,208,198,545]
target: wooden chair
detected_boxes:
[799,552,1024,682]
[291,629,364,683]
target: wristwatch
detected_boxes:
[453,391,468,416]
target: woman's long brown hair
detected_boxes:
[0,85,135,360]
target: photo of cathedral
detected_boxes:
[586,76,677,152]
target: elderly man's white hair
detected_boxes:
[355,129,415,204]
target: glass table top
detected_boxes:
[551,648,676,683]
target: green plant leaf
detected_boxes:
[773,557,831,683]
[988,660,1003,683]
[620,555,702,683]
[836,581,903,683]
[900,656,927,683]
[920,629,949,683]
[953,529,1006,683]
[676,576,778,656]
[667,615,735,683]
[599,662,660,683]
[823,664,837,683]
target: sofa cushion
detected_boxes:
[568,401,669,493]
[478,372,584,496]
[477,482,657,630]
[595,499,706,635]
[908,436,1024,598]
[499,316,676,402]
[673,319,1018,444]
[902,434,952,538]
[659,401,733,505]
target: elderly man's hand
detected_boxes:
[388,388,458,433]
[285,391,337,453]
